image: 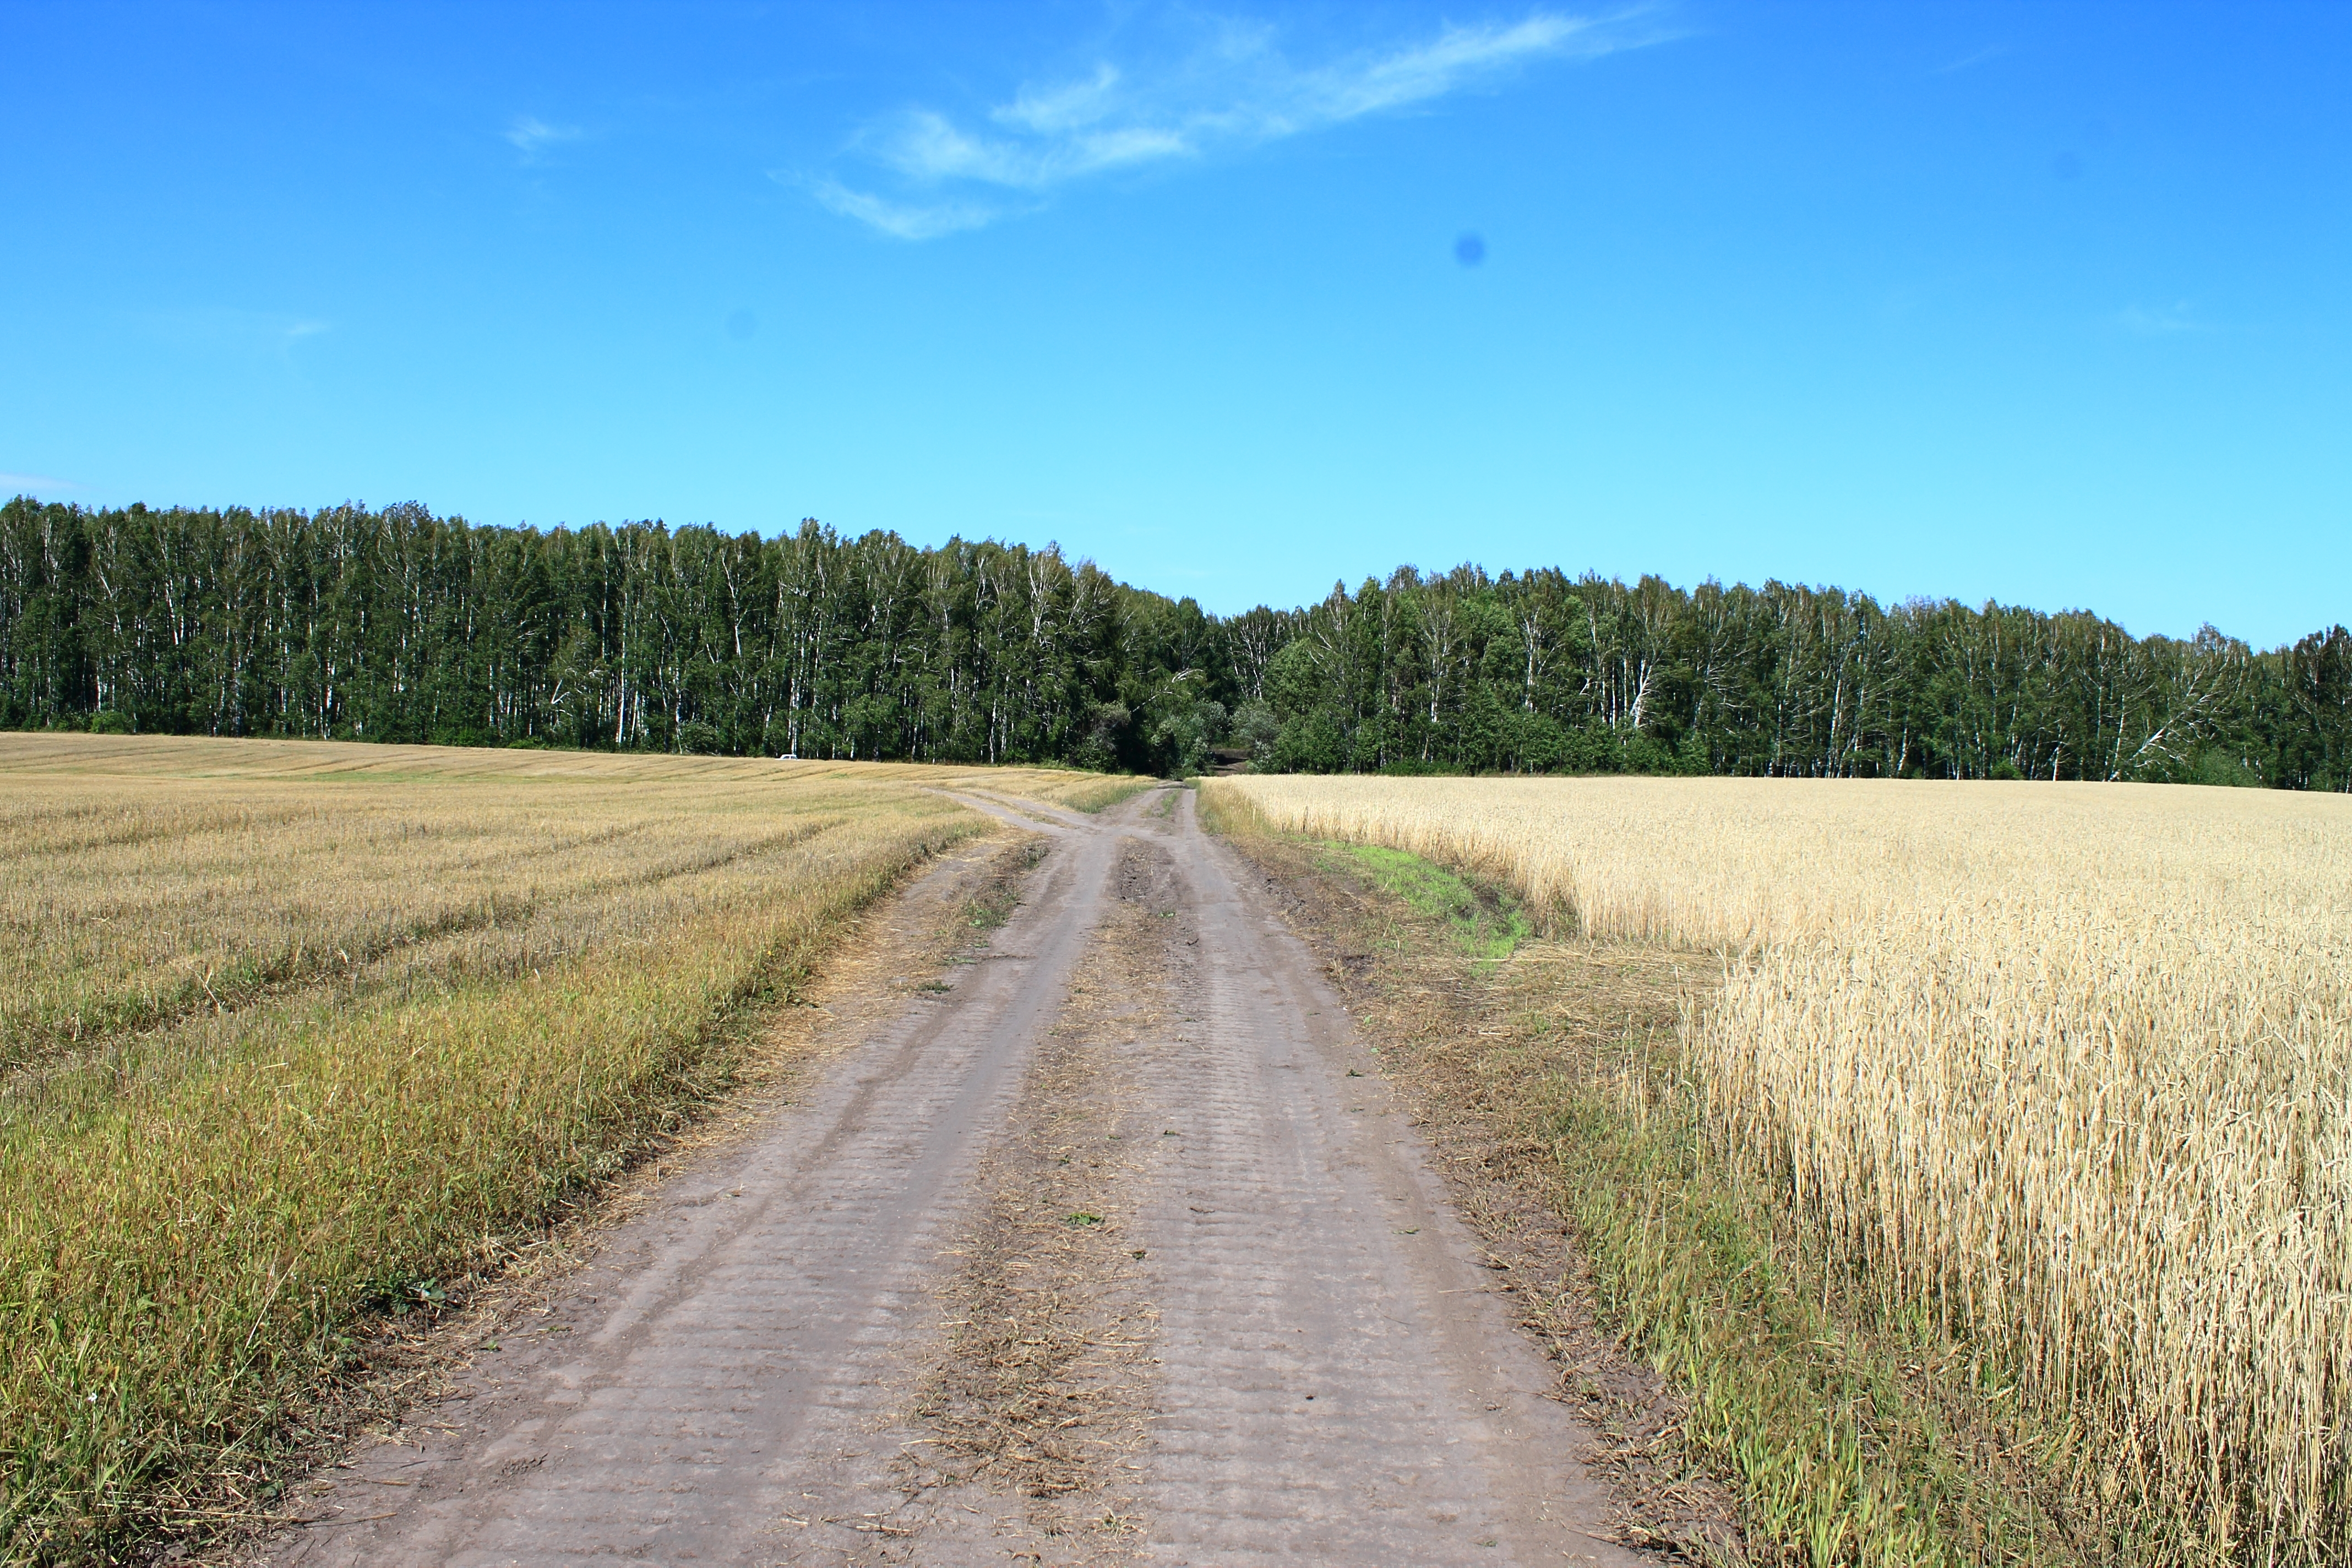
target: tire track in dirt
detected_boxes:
[1114,791,1644,1568]
[255,814,1129,1568]
[881,838,1184,1565]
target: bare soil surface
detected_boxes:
[1216,830,1746,1561]
[252,790,1647,1567]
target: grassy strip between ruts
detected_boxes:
[1202,797,2099,1567]
[1,794,991,1565]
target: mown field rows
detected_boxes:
[1207,774,2352,1565]
[0,734,1137,1564]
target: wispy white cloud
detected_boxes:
[140,308,330,355]
[813,8,1666,238]
[808,179,1011,240]
[995,63,1126,135]
[1934,44,2007,75]
[0,471,79,496]
[1294,13,1614,123]
[868,108,1191,189]
[506,114,584,161]
[2116,301,2210,336]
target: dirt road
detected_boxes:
[264,788,1641,1567]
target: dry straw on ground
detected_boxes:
[0,733,1140,1564]
[1207,773,2352,1564]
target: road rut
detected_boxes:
[263,788,1640,1567]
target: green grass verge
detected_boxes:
[1316,841,1530,963]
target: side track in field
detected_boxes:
[260,790,1640,1568]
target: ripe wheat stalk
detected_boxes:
[1210,773,2352,1561]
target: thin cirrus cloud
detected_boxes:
[806,181,1017,241]
[1933,44,2008,75]
[1,472,79,497]
[2116,301,2211,336]
[505,114,585,161]
[801,9,1665,239]
[137,308,330,356]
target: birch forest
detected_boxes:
[3,497,2346,788]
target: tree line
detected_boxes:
[3,497,2346,788]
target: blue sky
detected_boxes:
[3,2,2345,646]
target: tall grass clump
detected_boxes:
[0,735,1109,1562]
[1207,773,2352,1564]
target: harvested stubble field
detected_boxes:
[1206,774,2352,1566]
[0,733,1138,1564]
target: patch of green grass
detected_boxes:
[1316,841,1528,962]
[961,891,1017,932]
[956,842,1042,937]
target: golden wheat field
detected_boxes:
[0,734,1132,1561]
[1206,773,2352,1564]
